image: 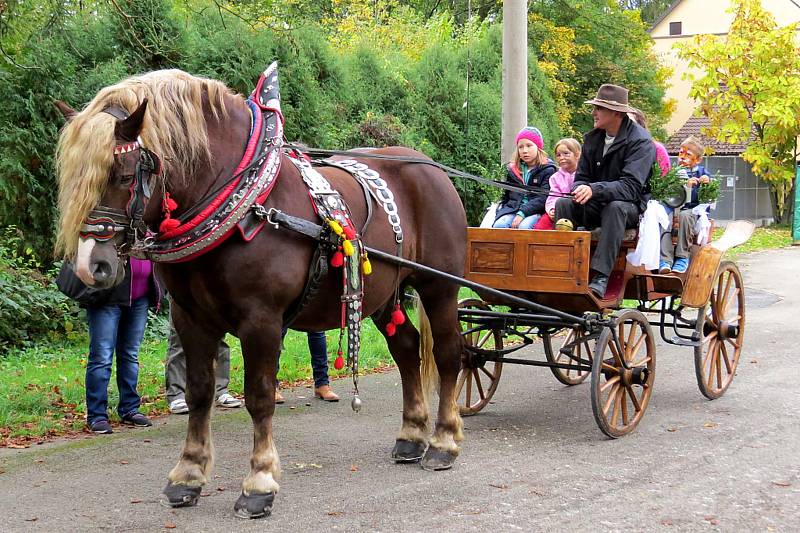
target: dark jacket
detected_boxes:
[495,161,558,221]
[56,260,163,310]
[573,116,655,213]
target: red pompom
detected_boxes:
[330,250,344,267]
[343,226,357,240]
[386,322,397,336]
[391,308,406,325]
[164,193,178,213]
[334,354,345,370]
[159,217,181,233]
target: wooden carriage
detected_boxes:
[455,222,751,437]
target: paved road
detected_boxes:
[1,247,798,532]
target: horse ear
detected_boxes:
[116,99,148,141]
[54,100,77,122]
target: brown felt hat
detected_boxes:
[584,84,634,113]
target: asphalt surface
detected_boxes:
[1,247,798,532]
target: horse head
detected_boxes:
[55,98,161,289]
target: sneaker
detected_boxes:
[215,393,242,408]
[588,273,610,299]
[672,257,689,274]
[121,412,152,427]
[169,398,189,414]
[658,261,672,274]
[89,419,113,434]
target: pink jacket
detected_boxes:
[654,141,670,177]
[545,168,576,214]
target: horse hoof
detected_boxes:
[162,482,201,508]
[391,439,426,463]
[420,447,457,471]
[234,491,275,519]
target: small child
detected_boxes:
[493,127,557,229]
[534,138,581,230]
[659,135,711,273]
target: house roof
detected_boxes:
[664,115,749,155]
[649,0,684,33]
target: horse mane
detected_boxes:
[55,69,237,257]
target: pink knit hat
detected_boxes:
[515,127,544,150]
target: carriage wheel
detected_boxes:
[590,309,656,438]
[544,328,592,386]
[694,261,745,400]
[456,298,503,416]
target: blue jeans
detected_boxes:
[278,330,330,387]
[493,213,541,229]
[85,297,149,424]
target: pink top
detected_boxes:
[129,258,152,301]
[545,168,576,214]
[654,141,670,177]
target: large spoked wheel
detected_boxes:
[591,309,656,438]
[694,261,745,399]
[456,298,504,416]
[543,328,592,386]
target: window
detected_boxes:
[669,21,682,36]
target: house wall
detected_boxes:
[650,0,800,134]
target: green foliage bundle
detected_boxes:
[0,227,83,353]
[698,178,720,204]
[648,164,683,203]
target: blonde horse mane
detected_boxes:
[55,69,237,258]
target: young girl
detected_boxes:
[493,126,557,229]
[534,138,581,230]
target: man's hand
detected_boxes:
[572,184,593,205]
[511,215,523,229]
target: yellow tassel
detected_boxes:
[328,220,344,236]
[362,255,372,275]
[343,239,355,256]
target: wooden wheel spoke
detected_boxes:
[455,368,468,396]
[703,330,718,344]
[627,386,642,412]
[625,322,637,360]
[620,387,629,426]
[720,342,733,374]
[631,356,652,368]
[715,348,723,388]
[465,371,473,405]
[707,342,718,390]
[628,333,646,361]
[600,375,620,393]
[601,362,619,374]
[610,388,623,427]
[721,288,740,318]
[603,383,620,415]
[726,337,741,349]
[476,329,493,348]
[472,369,485,400]
[479,365,496,381]
[609,340,624,366]
[702,338,717,371]
[715,272,726,311]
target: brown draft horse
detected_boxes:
[54,68,466,518]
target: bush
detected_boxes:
[0,227,83,353]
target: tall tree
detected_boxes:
[677,0,800,223]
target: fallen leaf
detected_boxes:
[666,427,677,432]
[217,486,226,492]
[165,522,177,529]
[489,483,509,489]
[772,480,791,487]
[200,492,211,497]
[750,359,758,364]
[130,498,142,504]
[35,459,44,463]
[7,443,28,449]
[703,422,718,429]
[660,519,673,526]
[143,439,152,443]
[25,518,38,522]
[294,463,322,469]
[350,465,359,472]
[120,460,129,465]
[704,516,719,525]
[327,511,343,517]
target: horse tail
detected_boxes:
[417,296,439,405]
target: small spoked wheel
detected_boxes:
[591,309,656,438]
[544,328,592,386]
[456,298,503,416]
[694,261,745,399]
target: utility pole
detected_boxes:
[502,0,528,160]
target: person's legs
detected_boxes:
[675,209,698,260]
[492,214,516,228]
[591,201,640,276]
[115,296,149,419]
[165,305,187,404]
[660,206,675,271]
[518,214,541,229]
[86,304,122,426]
[214,340,232,397]
[308,331,329,388]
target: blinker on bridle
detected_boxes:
[78,105,161,251]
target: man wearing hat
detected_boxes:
[555,83,655,298]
